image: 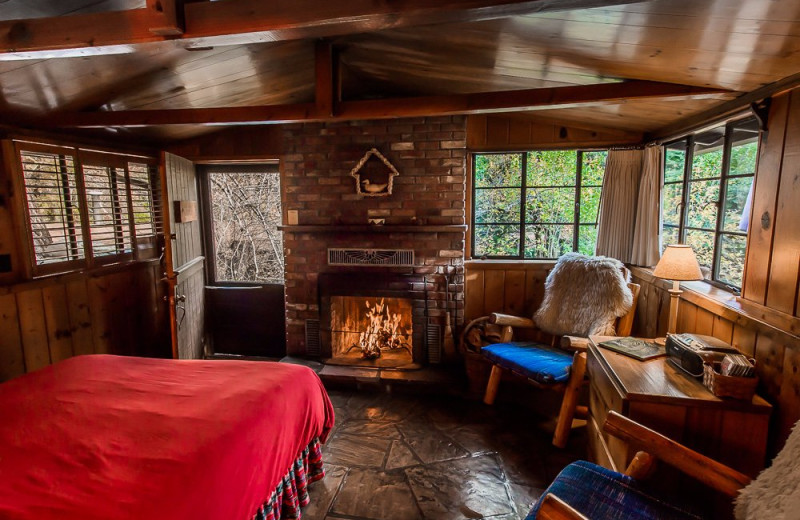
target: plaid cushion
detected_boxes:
[482,341,573,384]
[526,461,703,520]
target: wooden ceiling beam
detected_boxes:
[0,0,638,58]
[146,0,184,37]
[315,41,336,118]
[39,81,730,128]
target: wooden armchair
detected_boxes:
[482,280,640,448]
[529,411,752,520]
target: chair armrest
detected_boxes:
[603,411,751,497]
[560,336,589,351]
[489,313,536,328]
[535,495,589,520]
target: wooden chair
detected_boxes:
[482,281,640,449]
[529,411,752,520]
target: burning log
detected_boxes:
[351,298,412,359]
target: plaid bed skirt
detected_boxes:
[254,438,326,520]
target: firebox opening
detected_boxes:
[328,295,414,367]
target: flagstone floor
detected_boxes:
[303,388,587,520]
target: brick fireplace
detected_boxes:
[280,116,466,362]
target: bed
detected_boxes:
[0,355,335,520]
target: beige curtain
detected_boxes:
[630,146,663,266]
[595,149,644,262]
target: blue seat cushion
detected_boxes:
[482,341,573,385]
[526,461,703,520]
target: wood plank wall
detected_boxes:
[466,114,643,151]
[742,89,800,317]
[0,262,168,382]
[464,261,555,322]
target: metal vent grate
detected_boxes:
[328,248,414,266]
[426,322,442,364]
[305,319,321,356]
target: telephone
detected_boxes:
[665,333,741,378]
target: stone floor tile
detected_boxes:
[336,419,402,439]
[508,482,544,519]
[302,464,347,520]
[325,433,391,468]
[398,420,470,464]
[330,467,422,520]
[405,454,514,520]
[385,439,423,470]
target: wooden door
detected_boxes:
[161,152,205,359]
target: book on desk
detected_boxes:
[598,336,666,361]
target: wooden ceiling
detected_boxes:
[1,0,799,143]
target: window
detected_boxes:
[16,142,159,275]
[661,116,759,291]
[205,165,283,283]
[20,148,85,267]
[471,150,607,259]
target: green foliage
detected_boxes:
[664,147,686,183]
[662,183,683,227]
[474,188,520,223]
[582,151,607,186]
[526,187,574,223]
[527,151,577,186]
[729,141,757,176]
[475,154,521,187]
[474,225,520,257]
[691,148,722,179]
[686,179,719,230]
[525,225,573,258]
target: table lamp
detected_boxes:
[653,244,703,335]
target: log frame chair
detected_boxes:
[482,279,641,449]
[531,410,752,519]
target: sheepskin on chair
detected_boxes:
[533,253,633,337]
[735,419,800,520]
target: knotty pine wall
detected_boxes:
[0,262,168,381]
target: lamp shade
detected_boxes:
[653,245,703,281]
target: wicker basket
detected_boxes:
[702,361,758,400]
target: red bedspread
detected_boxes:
[0,355,334,520]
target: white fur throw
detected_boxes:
[533,253,633,337]
[735,420,800,519]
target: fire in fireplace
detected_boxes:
[329,296,413,366]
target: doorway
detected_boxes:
[200,163,286,358]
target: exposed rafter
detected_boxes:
[0,0,640,59]
[37,81,730,128]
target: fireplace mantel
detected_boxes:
[278,225,467,233]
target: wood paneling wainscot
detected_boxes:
[464,261,555,322]
[0,262,168,382]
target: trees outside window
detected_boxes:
[208,169,283,283]
[661,116,759,292]
[472,150,606,259]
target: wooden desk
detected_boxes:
[587,336,771,479]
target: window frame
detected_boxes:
[470,149,606,260]
[661,115,759,293]
[13,140,159,278]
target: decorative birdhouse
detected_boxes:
[349,148,400,197]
